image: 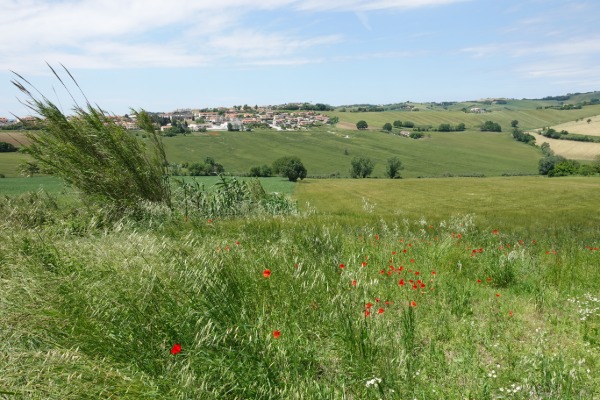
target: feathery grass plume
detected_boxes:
[11,64,171,209]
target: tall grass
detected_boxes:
[11,66,171,208]
[1,198,598,398]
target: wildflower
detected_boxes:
[362,261,367,267]
[496,293,501,298]
[493,229,499,235]
[399,279,405,286]
[431,271,436,275]
[235,241,240,245]
[366,302,373,309]
[508,310,513,316]
[365,310,371,317]
[486,277,492,282]
[365,377,382,387]
[351,279,357,286]
[339,263,345,269]
[207,219,213,223]
[273,330,281,339]
[263,269,271,278]
[477,279,482,284]
[170,343,182,355]
[378,308,385,314]
[410,301,417,307]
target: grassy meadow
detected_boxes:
[1,98,600,399]
[1,176,599,399]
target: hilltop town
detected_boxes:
[0,103,333,132]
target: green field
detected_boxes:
[160,127,541,178]
[330,103,600,131]
[2,177,598,399]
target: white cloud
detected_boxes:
[1,0,471,72]
[293,0,469,12]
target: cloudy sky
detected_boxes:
[1,0,599,117]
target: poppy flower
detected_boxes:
[508,310,513,316]
[477,279,482,283]
[431,271,436,275]
[362,261,367,267]
[170,343,182,355]
[378,308,385,314]
[273,330,281,339]
[399,279,405,286]
[410,301,417,307]
[493,229,499,235]
[263,269,271,278]
[365,310,371,317]
[496,293,501,298]
[339,263,345,269]
[207,219,213,223]
[351,279,357,286]
[366,302,373,309]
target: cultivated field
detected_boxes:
[529,132,600,160]
[550,114,600,136]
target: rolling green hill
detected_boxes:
[160,127,541,178]
[329,104,600,131]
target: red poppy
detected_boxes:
[496,293,501,298]
[431,271,436,275]
[365,310,370,317]
[273,330,281,339]
[378,308,385,314]
[477,279,482,283]
[493,229,499,235]
[399,279,405,286]
[366,302,373,309]
[170,343,181,355]
[414,271,420,275]
[207,219,213,223]
[508,310,513,316]
[362,261,367,267]
[351,279,357,286]
[339,263,345,269]
[486,277,492,282]
[263,269,271,278]
[410,301,417,307]
[410,259,415,263]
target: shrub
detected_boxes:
[0,141,18,152]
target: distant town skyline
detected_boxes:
[1,0,599,118]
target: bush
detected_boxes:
[0,141,17,152]
[249,165,272,177]
[481,121,502,132]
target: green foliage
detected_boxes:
[174,175,296,219]
[538,155,567,175]
[328,116,339,125]
[393,120,402,128]
[548,159,580,177]
[512,128,536,145]
[350,156,374,178]
[438,123,452,132]
[0,141,17,152]
[272,156,307,182]
[12,67,171,208]
[249,164,273,177]
[409,132,424,139]
[385,156,404,179]
[481,121,502,132]
[356,120,368,130]
[511,120,519,128]
[382,122,392,132]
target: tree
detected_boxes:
[385,156,404,179]
[383,122,392,132]
[481,121,502,132]
[350,156,374,178]
[393,120,402,129]
[511,120,519,128]
[0,141,18,152]
[455,123,466,131]
[356,120,368,130]
[438,123,451,132]
[272,156,307,182]
[538,155,566,175]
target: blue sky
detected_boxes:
[1,0,599,117]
